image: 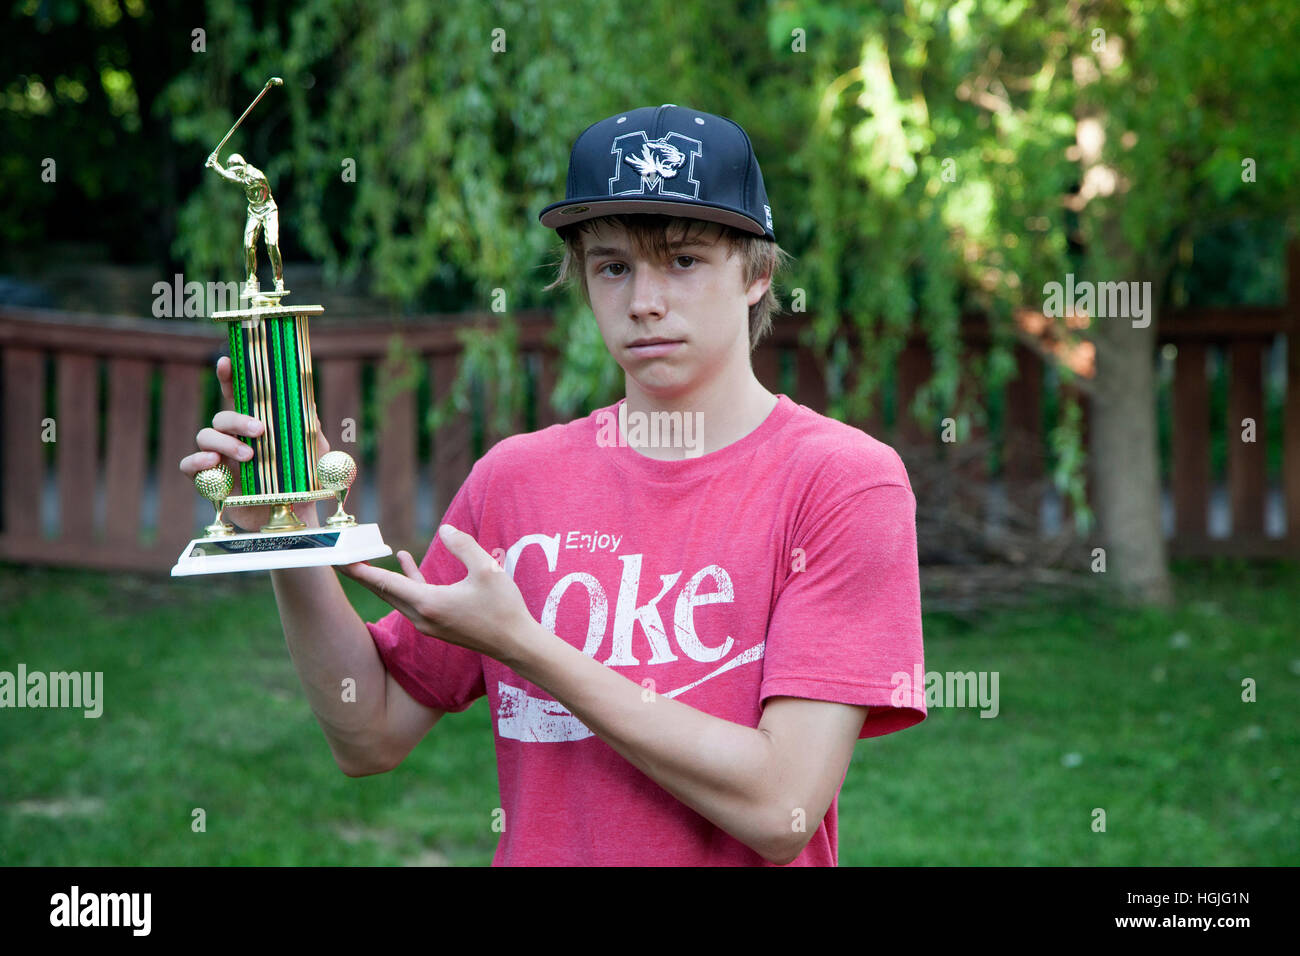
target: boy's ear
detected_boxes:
[746,270,773,305]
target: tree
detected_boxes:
[0,0,199,267]
[1062,0,1300,603]
[773,0,1300,604]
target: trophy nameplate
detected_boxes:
[172,76,392,576]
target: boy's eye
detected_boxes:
[597,256,697,277]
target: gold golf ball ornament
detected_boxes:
[195,465,235,537]
[318,451,358,527]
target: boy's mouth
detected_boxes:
[627,339,685,357]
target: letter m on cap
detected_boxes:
[609,131,702,200]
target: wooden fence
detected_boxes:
[1,277,1297,572]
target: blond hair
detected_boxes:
[543,213,793,352]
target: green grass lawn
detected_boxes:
[1,558,1295,865]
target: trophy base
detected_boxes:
[171,523,393,576]
[242,287,290,307]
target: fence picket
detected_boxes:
[2,348,46,542]
[102,358,151,545]
[1228,340,1267,539]
[1173,342,1210,541]
[56,353,99,543]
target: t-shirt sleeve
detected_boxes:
[364,469,487,714]
[759,481,927,739]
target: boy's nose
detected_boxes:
[628,264,668,319]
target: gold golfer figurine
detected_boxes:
[204,76,286,303]
[206,151,283,299]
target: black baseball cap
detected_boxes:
[539,104,776,241]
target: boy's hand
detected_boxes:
[178,356,331,532]
[339,525,536,661]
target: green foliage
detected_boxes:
[774,0,1074,480]
[433,319,525,441]
[162,0,801,425]
[8,0,1300,507]
[778,0,1300,513]
[1048,388,1093,533]
[0,0,195,264]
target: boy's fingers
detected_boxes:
[197,426,254,463]
[179,450,233,479]
[212,410,263,437]
[216,356,235,406]
[179,451,210,478]
[340,564,418,618]
[397,550,426,582]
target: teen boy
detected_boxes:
[181,104,926,866]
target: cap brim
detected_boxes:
[539,197,769,238]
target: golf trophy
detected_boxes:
[172,76,392,575]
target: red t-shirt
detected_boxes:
[367,393,926,865]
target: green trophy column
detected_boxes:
[227,320,257,494]
[268,316,309,492]
[226,314,311,494]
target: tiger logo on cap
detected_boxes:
[623,138,687,186]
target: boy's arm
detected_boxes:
[502,625,864,866]
[181,358,445,777]
[269,563,446,776]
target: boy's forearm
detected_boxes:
[502,622,789,863]
[269,563,391,772]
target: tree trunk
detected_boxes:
[1088,308,1174,605]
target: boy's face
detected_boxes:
[581,218,770,399]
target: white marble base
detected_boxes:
[171,523,392,576]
